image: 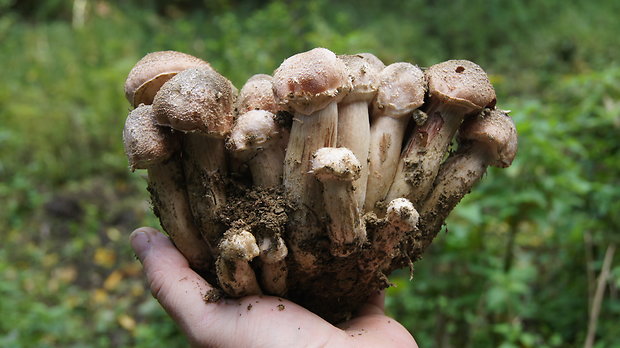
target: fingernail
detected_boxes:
[130,228,154,260]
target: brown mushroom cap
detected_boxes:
[459,108,518,168]
[338,53,385,104]
[372,62,426,119]
[122,104,178,170]
[426,60,496,114]
[153,67,237,137]
[237,74,280,114]
[311,147,361,182]
[272,47,352,115]
[124,51,212,107]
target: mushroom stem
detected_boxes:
[312,147,365,256]
[216,229,262,297]
[337,101,371,207]
[250,144,286,187]
[417,108,517,253]
[182,134,228,247]
[147,158,213,273]
[258,235,288,296]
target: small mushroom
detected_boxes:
[227,110,287,187]
[311,147,365,257]
[385,60,496,207]
[417,108,517,252]
[216,229,262,297]
[272,48,351,268]
[124,51,211,107]
[153,67,237,247]
[337,53,386,208]
[365,62,426,213]
[122,105,211,272]
[236,74,281,115]
[257,235,288,296]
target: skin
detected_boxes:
[130,227,418,348]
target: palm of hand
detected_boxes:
[131,227,417,348]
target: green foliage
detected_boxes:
[1,0,618,346]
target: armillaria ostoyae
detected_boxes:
[364,62,426,213]
[122,48,518,323]
[336,53,385,208]
[122,104,211,272]
[417,108,517,253]
[272,47,351,271]
[385,60,496,207]
[153,67,237,249]
[311,147,365,257]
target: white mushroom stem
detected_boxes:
[258,236,288,296]
[311,147,365,257]
[363,198,419,272]
[227,110,288,188]
[216,229,262,297]
[364,63,426,213]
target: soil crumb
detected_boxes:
[203,288,223,303]
[277,304,285,311]
[247,303,253,311]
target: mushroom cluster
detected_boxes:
[122,48,518,322]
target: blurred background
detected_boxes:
[1,0,619,346]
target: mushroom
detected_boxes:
[227,110,287,187]
[337,53,386,208]
[257,235,288,296]
[216,229,262,297]
[153,67,237,247]
[272,48,351,267]
[417,108,517,252]
[385,60,496,207]
[124,51,211,107]
[364,62,426,213]
[362,198,419,273]
[236,74,281,115]
[122,104,211,271]
[311,147,365,257]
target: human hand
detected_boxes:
[130,227,418,348]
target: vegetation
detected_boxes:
[1,0,618,346]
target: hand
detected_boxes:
[130,227,418,348]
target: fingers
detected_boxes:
[356,290,385,317]
[130,227,219,336]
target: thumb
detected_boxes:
[130,227,217,332]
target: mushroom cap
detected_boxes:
[237,74,280,114]
[227,110,281,155]
[272,47,352,115]
[372,62,426,118]
[124,51,212,107]
[259,236,288,263]
[122,104,178,170]
[311,147,361,182]
[459,108,518,168]
[219,230,260,261]
[426,60,496,114]
[338,53,385,104]
[153,67,237,137]
[386,198,419,227]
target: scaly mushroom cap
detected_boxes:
[227,110,280,155]
[311,147,361,182]
[273,47,352,115]
[459,108,518,168]
[426,60,496,114]
[219,230,260,262]
[372,62,426,118]
[237,74,280,114]
[124,51,212,107]
[153,67,237,137]
[385,198,419,226]
[122,104,178,171]
[338,53,385,104]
